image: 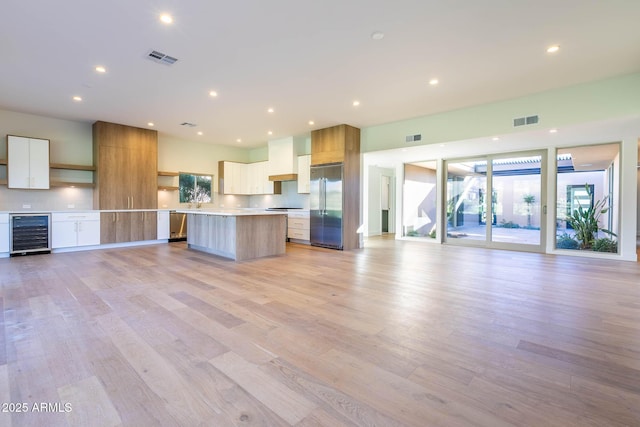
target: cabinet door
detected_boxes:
[99,146,130,209]
[77,220,101,246]
[157,211,170,240]
[130,130,158,209]
[0,215,10,253]
[7,136,31,188]
[143,211,157,240]
[100,212,118,244]
[297,155,310,193]
[52,220,77,248]
[28,138,50,189]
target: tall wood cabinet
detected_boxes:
[311,124,361,250]
[93,121,158,243]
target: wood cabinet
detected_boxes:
[51,212,100,249]
[7,135,50,189]
[297,155,311,193]
[311,125,360,166]
[0,213,8,253]
[93,121,158,210]
[100,211,157,244]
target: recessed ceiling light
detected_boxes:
[197,131,203,136]
[209,90,218,97]
[160,14,173,24]
[546,45,560,53]
[308,120,315,125]
[267,107,274,113]
[147,122,154,127]
[236,138,242,143]
[429,78,439,86]
[549,128,558,133]
[72,96,82,102]
[371,31,385,40]
[353,100,360,107]
[95,66,106,73]
[439,144,446,147]
[268,131,273,135]
[492,137,500,141]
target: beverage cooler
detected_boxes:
[10,213,51,255]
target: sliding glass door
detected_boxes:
[445,151,546,252]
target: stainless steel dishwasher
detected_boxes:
[169,211,187,241]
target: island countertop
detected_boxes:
[175,209,286,216]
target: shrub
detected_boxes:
[556,233,579,250]
[592,238,618,253]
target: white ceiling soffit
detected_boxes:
[1,1,640,147]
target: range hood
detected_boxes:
[268,137,298,181]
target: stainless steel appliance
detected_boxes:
[169,211,187,241]
[310,163,343,249]
[10,213,51,255]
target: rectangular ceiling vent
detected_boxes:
[180,122,197,127]
[146,50,178,65]
[513,115,539,127]
[405,134,422,143]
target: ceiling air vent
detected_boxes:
[180,122,197,127]
[405,134,422,143]
[146,50,178,65]
[513,115,539,127]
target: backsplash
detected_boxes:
[0,187,93,211]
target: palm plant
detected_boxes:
[566,184,616,249]
[523,194,535,227]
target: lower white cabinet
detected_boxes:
[157,210,170,240]
[287,211,310,242]
[0,214,9,253]
[52,212,100,248]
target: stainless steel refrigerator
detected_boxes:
[310,163,343,249]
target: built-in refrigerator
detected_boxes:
[310,163,343,249]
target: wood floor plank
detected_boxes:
[209,351,317,425]
[57,376,122,427]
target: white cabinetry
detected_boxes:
[268,137,297,177]
[0,213,8,254]
[221,161,274,195]
[287,211,310,242]
[157,210,170,240]
[7,135,50,189]
[51,212,100,248]
[297,155,311,193]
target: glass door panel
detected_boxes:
[446,161,487,242]
[491,155,542,246]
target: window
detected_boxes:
[179,173,212,204]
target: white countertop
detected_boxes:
[176,209,287,216]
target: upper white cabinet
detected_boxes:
[0,213,8,254]
[220,161,275,195]
[268,137,298,178]
[7,135,50,189]
[297,155,311,193]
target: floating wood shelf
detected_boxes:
[158,185,179,191]
[50,163,95,171]
[158,171,179,176]
[0,178,6,185]
[50,181,95,188]
[0,159,6,165]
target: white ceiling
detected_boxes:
[2,1,640,148]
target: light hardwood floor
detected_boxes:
[1,238,640,426]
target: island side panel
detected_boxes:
[186,213,236,259]
[235,215,286,261]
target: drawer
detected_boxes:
[287,228,310,240]
[288,218,310,230]
[287,211,310,218]
[52,212,101,222]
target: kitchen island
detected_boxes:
[178,209,287,261]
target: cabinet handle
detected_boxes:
[78,221,82,232]
[131,196,134,209]
[113,213,117,222]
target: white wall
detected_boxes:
[366,166,395,236]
